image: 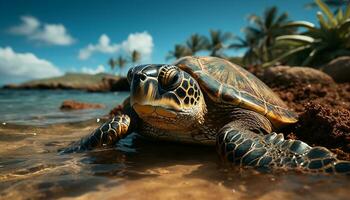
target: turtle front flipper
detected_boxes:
[216,123,350,174]
[60,114,131,154]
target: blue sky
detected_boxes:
[0,0,319,84]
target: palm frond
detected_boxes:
[283,21,316,29]
[315,0,337,26]
[265,7,277,28]
[275,12,289,25]
[277,35,316,44]
[262,45,312,67]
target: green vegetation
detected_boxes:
[131,50,141,64]
[165,6,296,64]
[108,58,117,73]
[167,30,232,60]
[305,0,349,10]
[186,34,209,55]
[19,73,113,88]
[269,0,350,67]
[166,33,209,60]
[104,0,350,70]
[166,44,191,60]
[115,55,128,76]
[206,30,233,57]
[165,0,350,68]
[231,6,295,65]
[108,50,141,76]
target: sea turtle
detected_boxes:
[62,56,350,174]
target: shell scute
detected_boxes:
[174,56,298,126]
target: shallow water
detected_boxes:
[0,121,349,200]
[0,89,129,125]
[0,90,349,200]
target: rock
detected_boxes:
[262,66,334,87]
[2,84,18,89]
[60,100,105,110]
[102,76,129,92]
[322,56,350,83]
[86,76,129,92]
[110,77,130,91]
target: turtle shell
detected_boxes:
[173,56,297,127]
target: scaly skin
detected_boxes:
[216,117,350,174]
[60,115,130,153]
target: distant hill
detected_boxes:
[3,73,129,92]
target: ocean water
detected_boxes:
[0,89,129,125]
[0,89,349,200]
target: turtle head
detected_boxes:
[127,64,206,131]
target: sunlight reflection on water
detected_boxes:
[0,90,349,200]
[0,121,349,200]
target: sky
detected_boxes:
[0,0,320,85]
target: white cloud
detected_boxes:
[8,16,75,46]
[81,65,106,74]
[31,24,75,46]
[121,32,153,57]
[78,32,153,61]
[8,16,40,35]
[78,34,119,60]
[0,46,62,84]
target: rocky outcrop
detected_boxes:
[86,76,129,92]
[261,65,334,87]
[3,73,130,92]
[60,100,105,110]
[322,56,350,83]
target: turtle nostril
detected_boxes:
[134,72,147,81]
[140,73,147,81]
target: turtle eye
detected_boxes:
[159,66,181,90]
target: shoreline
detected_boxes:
[2,72,130,92]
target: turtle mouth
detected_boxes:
[133,103,195,131]
[132,103,179,119]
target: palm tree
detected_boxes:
[108,58,116,73]
[131,50,141,64]
[206,30,233,57]
[305,0,349,10]
[115,55,128,76]
[166,44,191,60]
[185,34,209,55]
[236,6,294,64]
[269,0,350,67]
[230,33,260,65]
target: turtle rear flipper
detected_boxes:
[59,115,130,154]
[216,124,350,174]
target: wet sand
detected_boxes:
[0,121,349,200]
